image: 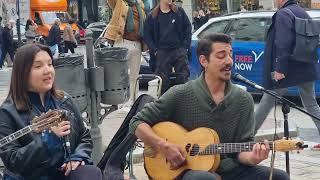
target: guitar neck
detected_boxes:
[200,142,274,155]
[0,125,34,148]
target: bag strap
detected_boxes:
[283,7,296,17]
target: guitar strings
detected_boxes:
[185,143,277,154]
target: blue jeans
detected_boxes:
[255,81,320,134]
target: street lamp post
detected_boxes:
[85,30,103,164]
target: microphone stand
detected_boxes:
[254,87,320,177]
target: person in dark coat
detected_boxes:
[192,11,200,31]
[47,18,62,56]
[0,22,14,68]
[143,0,192,94]
[196,10,209,28]
[255,0,320,135]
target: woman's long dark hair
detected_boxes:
[25,19,32,31]
[8,44,63,111]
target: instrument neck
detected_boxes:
[0,125,33,147]
[200,142,274,155]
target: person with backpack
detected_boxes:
[255,0,320,136]
[143,0,192,94]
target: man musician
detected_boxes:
[129,33,289,179]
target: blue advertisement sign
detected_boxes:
[189,40,320,97]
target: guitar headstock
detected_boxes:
[274,139,308,152]
[31,109,65,133]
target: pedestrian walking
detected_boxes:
[0,44,102,180]
[144,0,192,94]
[47,18,62,56]
[0,21,14,69]
[63,19,77,54]
[104,0,146,103]
[255,0,320,136]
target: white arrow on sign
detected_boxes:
[252,50,264,63]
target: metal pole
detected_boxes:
[227,0,232,13]
[85,29,102,164]
[282,104,291,177]
[16,0,22,46]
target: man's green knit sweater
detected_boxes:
[129,73,255,173]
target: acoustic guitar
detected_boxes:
[0,109,65,148]
[144,122,306,180]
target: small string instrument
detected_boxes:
[0,109,65,148]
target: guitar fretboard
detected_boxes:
[199,142,274,155]
[0,125,33,148]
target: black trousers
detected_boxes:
[155,48,190,94]
[54,165,103,180]
[0,46,14,67]
[66,165,102,180]
[64,41,75,54]
[182,165,289,180]
[3,165,102,180]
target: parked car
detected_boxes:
[189,10,320,97]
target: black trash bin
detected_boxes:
[95,47,129,105]
[54,54,88,112]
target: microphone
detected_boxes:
[64,135,71,154]
[61,110,72,155]
[232,73,264,90]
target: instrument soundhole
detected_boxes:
[186,143,191,153]
[190,144,199,156]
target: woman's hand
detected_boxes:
[50,121,71,137]
[61,161,85,176]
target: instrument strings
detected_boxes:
[186,142,276,154]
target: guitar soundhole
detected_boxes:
[190,144,199,156]
[186,143,191,153]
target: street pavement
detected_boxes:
[1,45,320,179]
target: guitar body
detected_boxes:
[144,122,221,180]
